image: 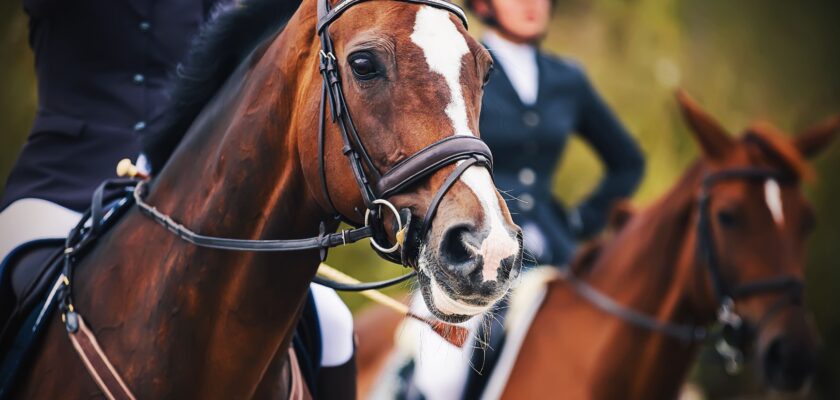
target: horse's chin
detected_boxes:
[415,269,494,324]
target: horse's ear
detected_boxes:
[675,90,733,159]
[793,113,840,159]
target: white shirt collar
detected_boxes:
[483,30,539,105]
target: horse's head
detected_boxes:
[300,0,523,323]
[677,91,839,392]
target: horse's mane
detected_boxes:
[142,0,302,170]
[579,162,703,285]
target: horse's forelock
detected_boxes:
[742,123,814,181]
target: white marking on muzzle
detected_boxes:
[764,179,784,227]
[430,275,492,316]
[411,5,519,282]
[410,6,471,137]
[459,165,520,281]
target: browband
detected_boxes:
[317,0,468,33]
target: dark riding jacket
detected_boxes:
[481,50,644,266]
[1,0,219,212]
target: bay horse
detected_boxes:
[9,0,523,398]
[495,92,836,399]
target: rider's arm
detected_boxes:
[570,67,644,239]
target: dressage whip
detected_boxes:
[317,264,469,347]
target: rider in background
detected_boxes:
[0,1,355,397]
[472,0,645,266]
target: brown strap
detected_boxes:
[67,315,137,400]
[287,347,313,400]
[376,136,493,198]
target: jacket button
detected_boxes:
[133,121,147,131]
[139,21,151,31]
[518,168,536,186]
[133,74,145,84]
[522,111,540,127]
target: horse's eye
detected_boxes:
[349,52,379,80]
[482,64,493,88]
[717,209,739,229]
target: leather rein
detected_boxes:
[558,167,804,373]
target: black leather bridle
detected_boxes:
[84,0,490,293]
[560,167,804,373]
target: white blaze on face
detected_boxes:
[764,179,785,227]
[410,6,471,137]
[412,6,519,283]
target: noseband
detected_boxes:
[559,167,805,373]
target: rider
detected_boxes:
[473,0,644,267]
[0,1,355,396]
[407,0,644,398]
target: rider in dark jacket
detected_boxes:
[1,0,216,213]
[474,0,645,266]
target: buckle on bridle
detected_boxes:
[717,297,742,328]
[319,50,336,62]
[715,297,744,374]
[364,199,403,254]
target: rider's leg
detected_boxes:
[0,198,81,259]
[310,283,357,399]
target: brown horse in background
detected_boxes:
[355,92,838,399]
[11,0,523,398]
[498,92,837,399]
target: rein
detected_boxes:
[560,167,804,372]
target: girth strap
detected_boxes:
[66,314,136,400]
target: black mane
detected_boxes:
[142,0,302,170]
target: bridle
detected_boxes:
[559,167,804,373]
[52,2,492,397]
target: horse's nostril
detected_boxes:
[440,225,475,267]
[763,336,815,392]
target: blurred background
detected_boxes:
[1,0,838,398]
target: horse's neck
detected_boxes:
[74,14,328,396]
[583,163,715,395]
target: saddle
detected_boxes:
[0,181,135,398]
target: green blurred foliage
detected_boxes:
[1,0,838,397]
